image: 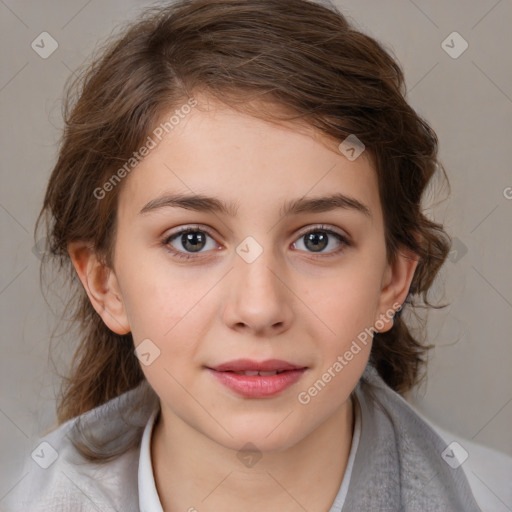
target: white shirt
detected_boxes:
[138,395,363,512]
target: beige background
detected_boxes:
[1,0,511,501]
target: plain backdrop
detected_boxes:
[1,0,511,500]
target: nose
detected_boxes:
[221,248,294,337]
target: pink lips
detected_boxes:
[207,359,307,398]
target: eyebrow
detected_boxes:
[139,192,372,219]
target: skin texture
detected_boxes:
[69,95,418,511]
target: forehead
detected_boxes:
[117,98,381,224]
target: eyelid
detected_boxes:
[295,223,350,241]
[163,223,216,242]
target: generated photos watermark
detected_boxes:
[297,301,402,405]
[93,97,198,200]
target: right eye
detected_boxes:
[163,226,219,260]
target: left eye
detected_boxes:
[164,228,217,255]
[292,227,349,254]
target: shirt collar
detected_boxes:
[138,407,163,512]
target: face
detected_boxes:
[82,96,416,453]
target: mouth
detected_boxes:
[207,358,307,373]
[218,369,290,376]
[206,359,308,398]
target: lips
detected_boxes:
[208,358,306,373]
[206,359,308,398]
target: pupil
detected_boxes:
[183,231,206,252]
[306,232,327,252]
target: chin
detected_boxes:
[207,421,306,454]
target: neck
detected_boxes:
[151,395,355,512]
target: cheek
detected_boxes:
[124,272,202,394]
[118,259,210,374]
[116,248,192,338]
[305,262,383,337]
[297,280,376,414]
[299,255,384,398]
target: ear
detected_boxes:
[68,241,130,335]
[374,245,419,333]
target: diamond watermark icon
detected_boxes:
[237,442,262,468]
[441,32,468,59]
[135,338,161,366]
[447,237,468,264]
[31,441,59,469]
[441,441,469,469]
[31,32,59,59]
[338,134,365,161]
[236,236,263,264]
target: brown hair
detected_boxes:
[37,0,450,457]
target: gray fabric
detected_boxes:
[341,364,482,511]
[1,363,482,511]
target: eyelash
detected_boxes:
[161,224,351,261]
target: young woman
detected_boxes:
[3,0,492,510]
